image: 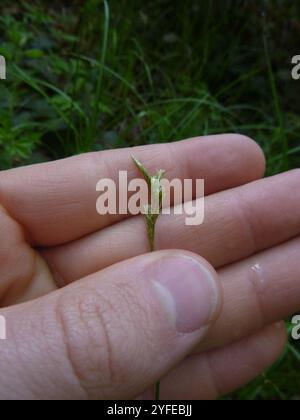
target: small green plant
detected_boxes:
[132,156,165,252]
[132,155,165,400]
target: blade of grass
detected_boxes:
[87,0,110,149]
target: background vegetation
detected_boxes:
[0,0,299,399]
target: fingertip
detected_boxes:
[228,134,266,179]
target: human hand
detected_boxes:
[0,134,298,400]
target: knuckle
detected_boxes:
[231,188,259,252]
[55,288,122,397]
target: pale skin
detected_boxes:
[0,134,299,399]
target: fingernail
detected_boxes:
[149,255,220,333]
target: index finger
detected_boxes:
[0,134,265,246]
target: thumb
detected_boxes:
[0,251,222,400]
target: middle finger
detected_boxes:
[43,169,300,284]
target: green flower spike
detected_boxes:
[132,155,165,252]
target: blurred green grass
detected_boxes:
[0,0,299,399]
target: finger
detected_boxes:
[0,135,264,246]
[0,251,222,400]
[198,236,300,352]
[160,322,286,400]
[43,169,300,284]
